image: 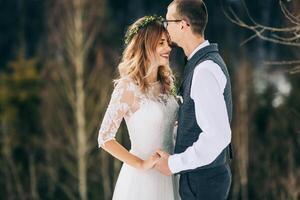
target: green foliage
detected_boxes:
[0,48,42,198]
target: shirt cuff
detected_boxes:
[168,153,184,174]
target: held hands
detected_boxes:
[140,152,161,170]
[139,149,173,176]
[154,149,173,176]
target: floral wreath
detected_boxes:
[124,15,164,45]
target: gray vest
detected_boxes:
[175,44,233,173]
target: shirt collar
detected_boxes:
[187,40,210,60]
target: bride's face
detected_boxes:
[153,33,172,67]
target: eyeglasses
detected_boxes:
[163,19,182,28]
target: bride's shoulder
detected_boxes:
[114,76,137,91]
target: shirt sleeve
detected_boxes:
[168,61,231,173]
[97,79,134,147]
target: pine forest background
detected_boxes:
[0,0,299,199]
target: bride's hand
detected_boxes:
[140,153,161,170]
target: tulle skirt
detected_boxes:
[112,164,180,200]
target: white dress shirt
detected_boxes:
[168,41,232,173]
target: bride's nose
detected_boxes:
[165,43,172,52]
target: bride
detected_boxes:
[97,16,180,200]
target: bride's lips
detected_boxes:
[160,53,170,59]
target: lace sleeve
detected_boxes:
[97,79,134,147]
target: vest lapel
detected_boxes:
[178,44,219,96]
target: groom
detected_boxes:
[155,0,233,199]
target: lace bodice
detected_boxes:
[97,77,179,156]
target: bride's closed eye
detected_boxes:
[159,39,166,45]
[159,40,172,49]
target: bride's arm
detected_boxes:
[98,79,159,170]
[101,140,159,170]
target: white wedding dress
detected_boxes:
[98,77,180,200]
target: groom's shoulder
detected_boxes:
[195,59,220,73]
[194,60,226,83]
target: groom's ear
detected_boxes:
[180,20,185,30]
[181,19,190,30]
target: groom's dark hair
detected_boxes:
[169,0,208,36]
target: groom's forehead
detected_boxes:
[168,0,176,9]
[167,4,176,17]
[168,3,176,11]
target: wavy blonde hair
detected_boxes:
[115,16,174,94]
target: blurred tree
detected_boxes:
[41,0,119,199]
[225,0,300,73]
[223,0,300,199]
[0,48,41,199]
[0,0,298,199]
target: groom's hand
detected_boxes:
[155,149,173,176]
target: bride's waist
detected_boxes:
[129,148,159,160]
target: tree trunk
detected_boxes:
[29,154,39,200]
[101,151,112,200]
[73,1,88,199]
[1,118,14,199]
[232,60,251,200]
[2,114,25,200]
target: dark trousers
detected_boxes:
[179,164,231,200]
